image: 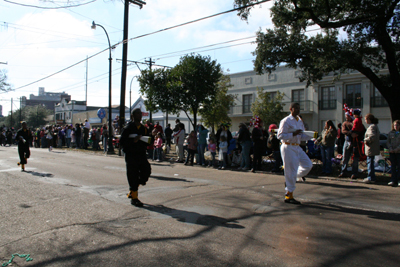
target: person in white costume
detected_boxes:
[277,103,313,204]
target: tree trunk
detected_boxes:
[386,86,400,122]
[193,111,197,131]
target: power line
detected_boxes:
[7,0,269,92]
[146,36,256,60]
[157,41,254,60]
[3,0,97,9]
[126,1,270,43]
[7,48,109,92]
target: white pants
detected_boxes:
[281,144,313,193]
[176,144,184,161]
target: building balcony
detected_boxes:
[343,98,363,108]
[318,99,337,110]
[228,100,314,116]
[228,105,253,116]
[371,96,388,107]
[282,100,314,113]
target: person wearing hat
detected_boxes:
[119,108,152,207]
[16,121,32,171]
[349,108,366,179]
[277,103,313,204]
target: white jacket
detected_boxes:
[174,129,185,145]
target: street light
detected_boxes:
[91,21,115,154]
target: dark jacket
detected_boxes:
[252,127,268,147]
[165,126,173,138]
[16,128,32,147]
[75,126,81,138]
[267,134,280,151]
[237,126,251,143]
[120,122,149,159]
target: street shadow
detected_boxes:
[51,151,66,154]
[150,163,172,167]
[25,170,54,177]
[301,202,400,222]
[150,175,193,183]
[304,181,379,190]
[143,204,245,229]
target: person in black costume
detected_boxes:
[251,118,268,173]
[119,108,151,207]
[16,121,32,171]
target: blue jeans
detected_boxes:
[66,138,71,148]
[390,153,400,183]
[103,137,108,152]
[321,145,334,174]
[341,140,359,175]
[240,140,252,169]
[156,147,163,161]
[198,144,206,165]
[367,156,376,181]
[209,152,216,167]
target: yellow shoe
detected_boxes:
[284,192,300,204]
[127,190,138,199]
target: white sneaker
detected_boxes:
[388,181,393,186]
[221,167,225,170]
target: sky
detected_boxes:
[0,0,275,116]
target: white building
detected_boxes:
[131,96,199,132]
[54,99,87,125]
[227,66,391,133]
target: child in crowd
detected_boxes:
[185,131,198,166]
[208,139,217,167]
[154,132,163,162]
[218,135,228,170]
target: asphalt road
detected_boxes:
[1,146,399,267]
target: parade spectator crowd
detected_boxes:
[1,104,400,187]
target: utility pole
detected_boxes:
[85,56,88,104]
[119,0,146,133]
[10,98,13,128]
[19,97,22,122]
[145,57,155,122]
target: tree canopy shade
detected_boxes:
[138,54,222,129]
[199,75,236,133]
[234,0,400,121]
[251,88,285,127]
[2,105,52,129]
[138,68,180,121]
[171,54,222,129]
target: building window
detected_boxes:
[243,94,252,113]
[345,84,362,108]
[292,89,304,109]
[269,91,277,101]
[371,87,388,107]
[320,86,336,110]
